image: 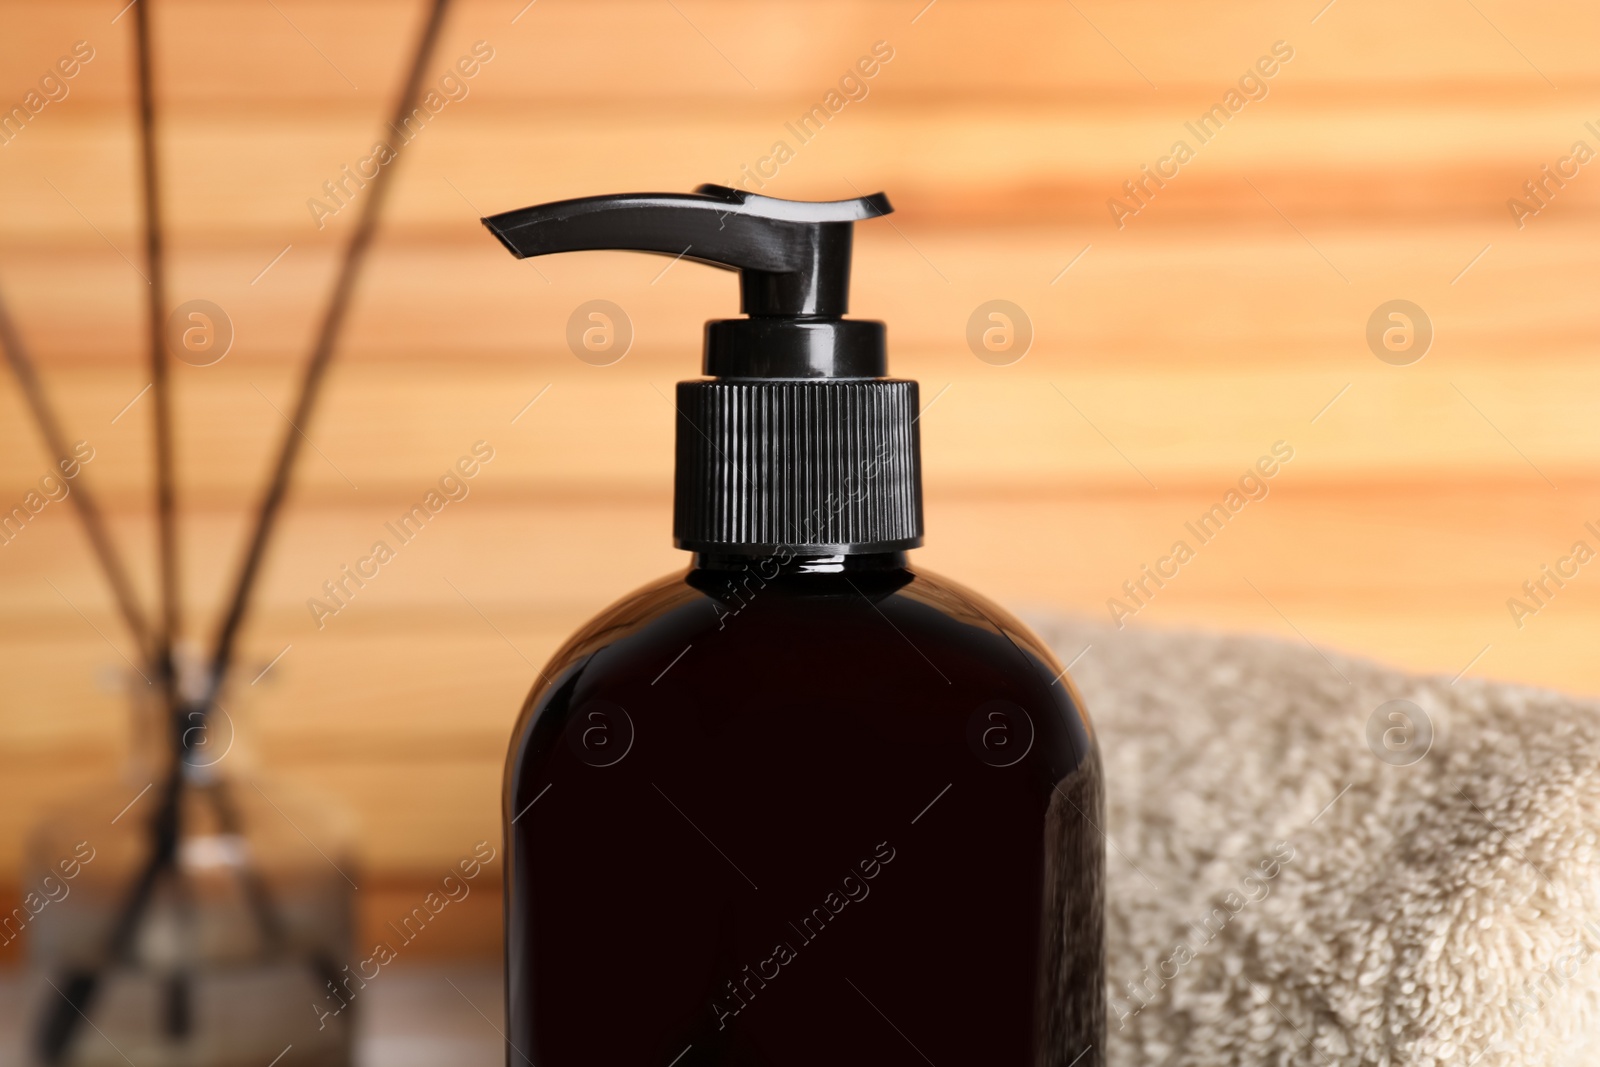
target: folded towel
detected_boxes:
[1028,615,1600,1066]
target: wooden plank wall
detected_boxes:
[1,0,1597,956]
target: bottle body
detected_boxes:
[504,554,1103,1065]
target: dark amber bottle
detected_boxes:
[485,186,1104,1066]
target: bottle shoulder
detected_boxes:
[511,561,1094,770]
[536,562,1073,695]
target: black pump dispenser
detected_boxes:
[492,187,1106,1067]
[483,184,922,556]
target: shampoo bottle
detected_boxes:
[486,186,1104,1066]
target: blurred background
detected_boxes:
[1,0,1596,1061]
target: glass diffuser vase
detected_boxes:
[22,657,357,1067]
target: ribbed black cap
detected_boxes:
[674,379,923,555]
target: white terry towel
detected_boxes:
[1030,616,1600,1067]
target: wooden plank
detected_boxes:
[1,220,1598,366]
[0,351,1593,512]
[3,484,1597,695]
[3,0,1597,106]
[4,104,1600,244]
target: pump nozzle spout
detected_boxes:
[482,184,891,319]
